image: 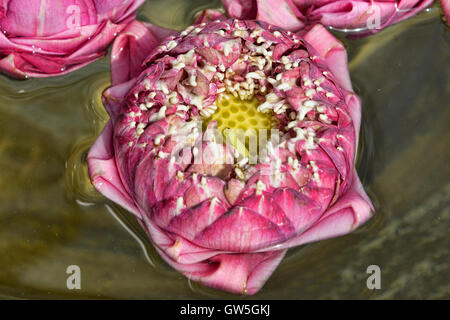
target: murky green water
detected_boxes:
[0,1,448,299]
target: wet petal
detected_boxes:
[223,0,305,31]
[303,24,352,91]
[194,9,228,24]
[111,20,175,85]
[87,121,141,218]
[268,169,374,250]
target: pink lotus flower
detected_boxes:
[222,0,434,35]
[87,16,374,294]
[0,0,145,78]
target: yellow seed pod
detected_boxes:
[208,94,274,133]
[203,94,276,157]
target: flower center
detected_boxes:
[203,93,276,158]
[206,94,274,134]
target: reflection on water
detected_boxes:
[137,0,223,30]
[0,1,448,299]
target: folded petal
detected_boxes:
[303,24,352,91]
[87,121,141,218]
[194,9,228,24]
[0,0,9,19]
[222,0,258,19]
[155,242,287,295]
[267,169,373,250]
[224,0,305,31]
[110,20,175,85]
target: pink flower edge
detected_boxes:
[442,0,450,25]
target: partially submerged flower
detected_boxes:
[222,0,434,35]
[0,0,145,78]
[87,17,373,294]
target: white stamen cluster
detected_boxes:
[255,180,266,195]
[292,127,316,150]
[308,160,321,186]
[121,20,350,190]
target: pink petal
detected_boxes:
[224,0,305,31]
[345,91,363,152]
[86,121,141,218]
[222,0,257,19]
[111,20,175,86]
[194,206,287,251]
[166,198,228,241]
[140,213,222,264]
[156,243,287,294]
[315,0,434,34]
[255,0,305,31]
[140,202,287,294]
[102,77,138,119]
[302,24,352,91]
[316,1,396,30]
[0,49,102,78]
[271,188,323,233]
[201,250,287,295]
[267,169,374,250]
[0,0,8,19]
[194,9,228,24]
[389,0,435,26]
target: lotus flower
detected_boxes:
[87,16,374,294]
[221,0,434,35]
[0,0,145,78]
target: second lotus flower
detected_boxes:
[0,0,145,78]
[87,15,374,294]
[222,0,435,35]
